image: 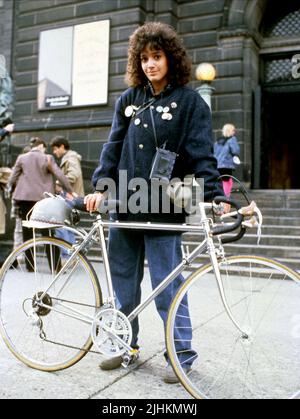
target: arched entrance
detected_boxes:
[225,0,300,189]
[258,4,300,189]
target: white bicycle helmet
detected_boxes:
[23,195,73,229]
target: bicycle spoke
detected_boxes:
[0,238,101,371]
[167,256,300,399]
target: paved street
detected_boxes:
[0,264,192,400]
[1,261,300,400]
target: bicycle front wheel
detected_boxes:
[166,255,300,399]
[0,237,102,371]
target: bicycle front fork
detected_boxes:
[201,214,250,339]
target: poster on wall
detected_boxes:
[38,20,110,109]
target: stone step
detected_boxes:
[237,191,300,207]
[259,208,300,217]
[183,233,300,247]
[262,225,300,235]
[248,190,300,199]
[261,216,300,227]
[253,201,300,209]
[247,193,300,201]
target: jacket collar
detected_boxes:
[30,148,43,153]
[145,81,174,98]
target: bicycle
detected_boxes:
[0,195,300,399]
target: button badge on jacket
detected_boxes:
[160,102,177,121]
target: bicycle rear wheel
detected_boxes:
[0,237,102,371]
[166,255,300,399]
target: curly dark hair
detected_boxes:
[125,22,192,87]
[50,136,70,150]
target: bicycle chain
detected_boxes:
[39,332,104,355]
[38,298,103,354]
[50,297,100,309]
[37,301,130,357]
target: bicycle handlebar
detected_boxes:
[211,197,262,244]
[72,197,120,213]
[72,197,86,212]
[71,195,256,245]
[211,196,244,238]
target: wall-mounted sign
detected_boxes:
[38,20,110,110]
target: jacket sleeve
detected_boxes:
[47,155,73,193]
[183,95,223,201]
[228,136,240,156]
[63,156,81,185]
[7,156,22,190]
[0,128,8,142]
[92,95,129,190]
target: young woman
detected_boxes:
[85,22,223,383]
[214,123,241,197]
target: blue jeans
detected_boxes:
[108,228,198,367]
[55,228,75,258]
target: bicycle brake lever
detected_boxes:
[221,201,263,245]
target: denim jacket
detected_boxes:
[92,84,222,222]
[214,136,240,170]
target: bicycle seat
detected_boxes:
[23,195,73,229]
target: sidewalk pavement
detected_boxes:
[0,265,192,400]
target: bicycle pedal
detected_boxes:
[121,349,140,368]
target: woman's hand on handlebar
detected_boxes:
[214,202,231,216]
[221,202,231,214]
[84,192,105,212]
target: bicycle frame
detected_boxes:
[37,203,249,339]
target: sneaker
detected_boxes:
[99,356,123,371]
[99,351,140,371]
[163,364,192,384]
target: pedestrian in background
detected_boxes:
[8,137,73,271]
[50,136,84,255]
[10,145,31,250]
[0,167,11,235]
[214,123,240,197]
[50,136,84,197]
[0,122,14,237]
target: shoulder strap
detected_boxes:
[149,105,159,149]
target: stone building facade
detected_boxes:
[1,0,300,190]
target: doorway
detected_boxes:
[260,87,300,189]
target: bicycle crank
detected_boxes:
[91,308,133,357]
